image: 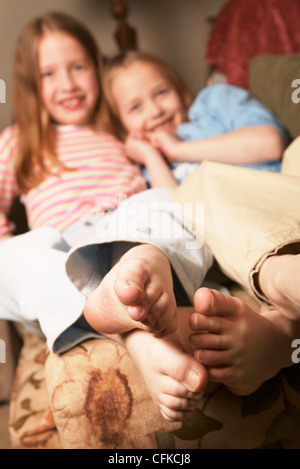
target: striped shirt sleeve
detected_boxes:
[0,126,19,239]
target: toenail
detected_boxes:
[193,314,202,327]
[190,335,199,348]
[190,314,203,329]
[187,370,201,392]
[127,281,143,292]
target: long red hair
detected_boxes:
[12,12,103,192]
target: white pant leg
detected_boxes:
[66,189,214,303]
[0,227,86,351]
[0,190,212,352]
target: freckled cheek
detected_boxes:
[120,113,143,134]
[39,83,55,110]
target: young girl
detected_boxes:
[0,12,146,240]
[101,51,289,186]
[0,12,209,423]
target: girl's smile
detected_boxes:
[38,31,99,125]
[149,116,176,132]
[110,62,186,135]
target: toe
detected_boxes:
[114,258,148,306]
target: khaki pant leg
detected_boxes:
[282,136,300,176]
[170,160,300,301]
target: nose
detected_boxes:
[146,99,163,118]
[59,68,77,91]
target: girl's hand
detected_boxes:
[125,132,178,188]
[125,132,155,165]
[148,131,182,162]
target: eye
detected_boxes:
[129,103,141,113]
[40,70,54,79]
[73,63,85,71]
[156,87,168,97]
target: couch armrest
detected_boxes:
[249,54,300,139]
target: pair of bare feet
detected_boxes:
[84,244,300,422]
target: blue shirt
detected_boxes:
[170,84,290,183]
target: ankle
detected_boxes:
[258,255,293,305]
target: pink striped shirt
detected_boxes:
[0,125,147,237]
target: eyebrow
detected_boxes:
[39,56,91,69]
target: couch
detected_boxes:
[4,54,300,449]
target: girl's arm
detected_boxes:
[125,133,178,188]
[150,126,285,165]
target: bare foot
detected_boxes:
[258,253,300,321]
[84,244,177,337]
[125,329,208,422]
[189,288,297,396]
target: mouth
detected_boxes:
[150,117,175,132]
[59,96,85,110]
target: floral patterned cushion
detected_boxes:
[9,330,300,449]
[0,320,21,402]
[9,334,62,449]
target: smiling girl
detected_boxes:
[0,12,146,238]
[102,51,194,187]
[102,51,289,186]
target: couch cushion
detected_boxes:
[0,321,22,402]
[249,54,300,139]
[46,336,300,449]
[9,334,61,449]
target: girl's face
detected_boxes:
[111,62,186,135]
[38,31,99,126]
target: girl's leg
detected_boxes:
[170,160,300,301]
[257,253,300,321]
[0,228,86,350]
[169,156,300,395]
[282,136,300,176]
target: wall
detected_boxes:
[0,0,227,130]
